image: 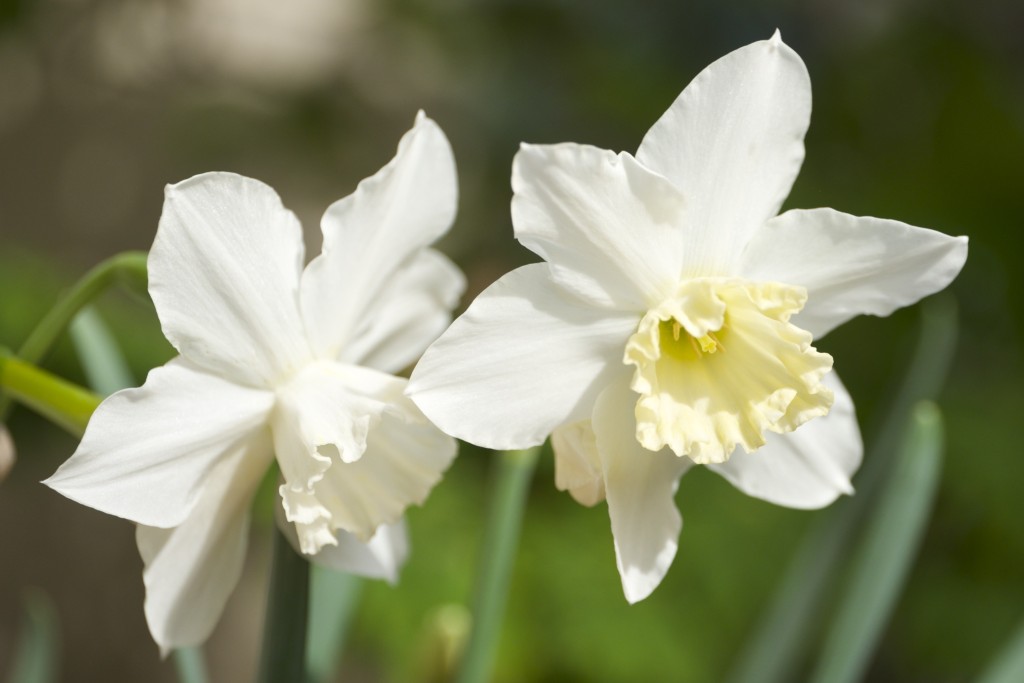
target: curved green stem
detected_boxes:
[0,351,100,438]
[456,446,540,683]
[0,251,147,421]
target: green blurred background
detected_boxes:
[1,0,1021,681]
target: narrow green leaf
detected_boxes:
[456,446,540,683]
[257,526,311,683]
[809,402,944,683]
[725,297,958,683]
[976,617,1024,683]
[306,567,362,683]
[7,589,60,683]
[0,251,147,421]
[69,306,134,396]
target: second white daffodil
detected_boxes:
[409,34,967,602]
[46,112,463,651]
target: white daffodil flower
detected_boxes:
[46,112,464,652]
[408,34,968,603]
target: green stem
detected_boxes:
[0,251,147,421]
[456,446,540,683]
[257,525,311,683]
[0,351,100,438]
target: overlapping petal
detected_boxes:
[150,173,310,387]
[408,264,639,450]
[289,519,410,584]
[592,375,692,603]
[340,249,465,374]
[707,372,861,508]
[45,359,275,528]
[512,143,685,310]
[308,398,457,541]
[136,433,273,654]
[636,32,811,275]
[552,420,605,507]
[741,208,969,338]
[301,112,458,360]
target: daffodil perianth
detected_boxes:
[409,34,967,603]
[46,112,464,652]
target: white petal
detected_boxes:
[340,249,465,374]
[552,420,605,507]
[276,510,410,584]
[741,208,969,338]
[45,359,274,527]
[272,362,407,552]
[136,433,272,654]
[0,425,14,481]
[512,143,685,309]
[150,172,310,387]
[592,375,692,603]
[408,264,638,451]
[636,32,811,275]
[301,112,458,360]
[707,372,862,508]
[309,395,456,541]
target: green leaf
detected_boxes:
[69,306,134,395]
[306,567,362,683]
[808,402,944,683]
[977,617,1024,683]
[456,446,540,683]
[7,589,60,683]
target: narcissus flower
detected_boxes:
[408,34,967,602]
[46,112,463,651]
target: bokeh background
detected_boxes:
[1,0,1022,681]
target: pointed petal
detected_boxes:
[45,359,274,527]
[340,248,465,374]
[408,264,638,450]
[592,375,692,603]
[276,509,410,584]
[301,112,458,360]
[707,372,861,508]
[636,32,811,274]
[136,433,272,653]
[150,172,310,387]
[512,143,685,309]
[741,208,969,338]
[309,394,456,541]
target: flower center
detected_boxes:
[624,279,834,464]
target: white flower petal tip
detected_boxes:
[591,379,692,603]
[0,426,14,481]
[301,112,459,364]
[743,209,968,337]
[44,361,275,528]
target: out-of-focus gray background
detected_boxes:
[1,0,1022,681]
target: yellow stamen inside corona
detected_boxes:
[624,278,834,464]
